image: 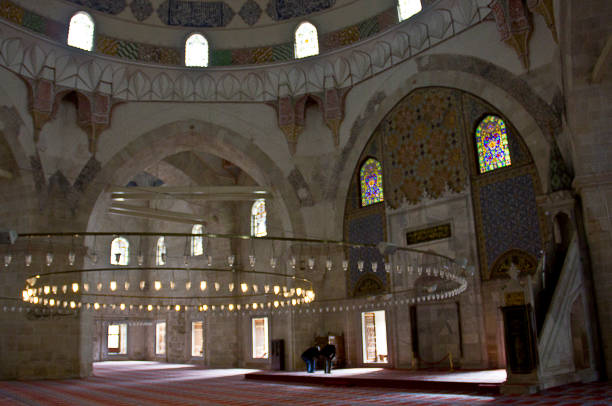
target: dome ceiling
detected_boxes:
[64,0,341,28]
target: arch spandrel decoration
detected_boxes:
[353,274,385,297]
[475,115,512,174]
[360,158,384,207]
[489,249,538,280]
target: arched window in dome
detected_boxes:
[397,0,422,22]
[185,33,209,67]
[110,237,129,266]
[67,11,95,51]
[294,22,319,59]
[251,199,267,237]
[475,115,512,173]
[156,237,167,266]
[360,158,384,207]
[191,224,204,256]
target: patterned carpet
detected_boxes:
[0,362,610,405]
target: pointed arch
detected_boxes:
[156,236,167,266]
[397,0,422,22]
[251,199,267,237]
[294,22,319,59]
[360,158,384,207]
[475,115,512,173]
[110,237,129,266]
[67,11,95,51]
[191,224,204,256]
[185,33,209,67]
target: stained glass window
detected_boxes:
[185,33,209,67]
[191,224,204,256]
[156,236,166,266]
[397,0,422,21]
[110,237,129,266]
[360,158,384,207]
[295,22,319,59]
[251,199,267,237]
[475,115,512,173]
[67,11,95,51]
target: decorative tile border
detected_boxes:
[0,0,398,66]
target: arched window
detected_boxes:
[397,0,422,22]
[475,115,512,173]
[156,237,167,266]
[251,199,267,237]
[360,158,384,207]
[185,33,209,67]
[294,22,319,59]
[110,237,129,266]
[67,11,95,51]
[191,224,204,256]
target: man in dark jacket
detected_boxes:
[301,345,320,373]
[321,344,336,374]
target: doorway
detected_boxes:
[361,310,388,364]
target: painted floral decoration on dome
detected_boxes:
[157,0,235,27]
[130,0,153,22]
[239,0,263,26]
[67,0,127,15]
[266,0,336,21]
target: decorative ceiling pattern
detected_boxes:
[63,0,338,27]
[0,0,490,99]
[266,0,336,21]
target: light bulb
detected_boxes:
[270,257,277,269]
[274,300,279,308]
[175,305,181,312]
[147,304,153,311]
[62,285,67,294]
[154,281,161,291]
[253,284,258,293]
[307,257,315,270]
[140,281,146,290]
[137,254,144,266]
[185,281,192,291]
[229,283,234,292]
[207,255,212,267]
[202,305,208,311]
[43,286,50,295]
[273,285,280,295]
[395,265,402,274]
[249,254,256,268]
[170,281,175,290]
[110,281,117,291]
[200,281,207,291]
[90,252,98,264]
[83,283,89,292]
[371,262,378,272]
[71,283,79,293]
[214,282,220,291]
[4,254,12,267]
[25,254,32,267]
[46,253,53,267]
[296,287,302,296]
[97,282,102,291]
[342,259,349,271]
[94,302,100,310]
[120,303,125,311]
[68,252,76,266]
[289,256,296,269]
[52,286,57,294]
[124,281,130,290]
[49,298,55,307]
[241,283,248,293]
[253,303,258,310]
[229,304,234,311]
[326,259,332,271]
[70,301,76,309]
[264,285,270,293]
[227,255,235,267]
[357,260,364,272]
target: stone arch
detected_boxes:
[353,273,385,297]
[332,62,555,236]
[78,119,307,239]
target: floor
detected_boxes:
[0,361,609,405]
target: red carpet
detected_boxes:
[0,361,609,405]
[245,368,506,394]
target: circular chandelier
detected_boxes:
[2,232,471,316]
